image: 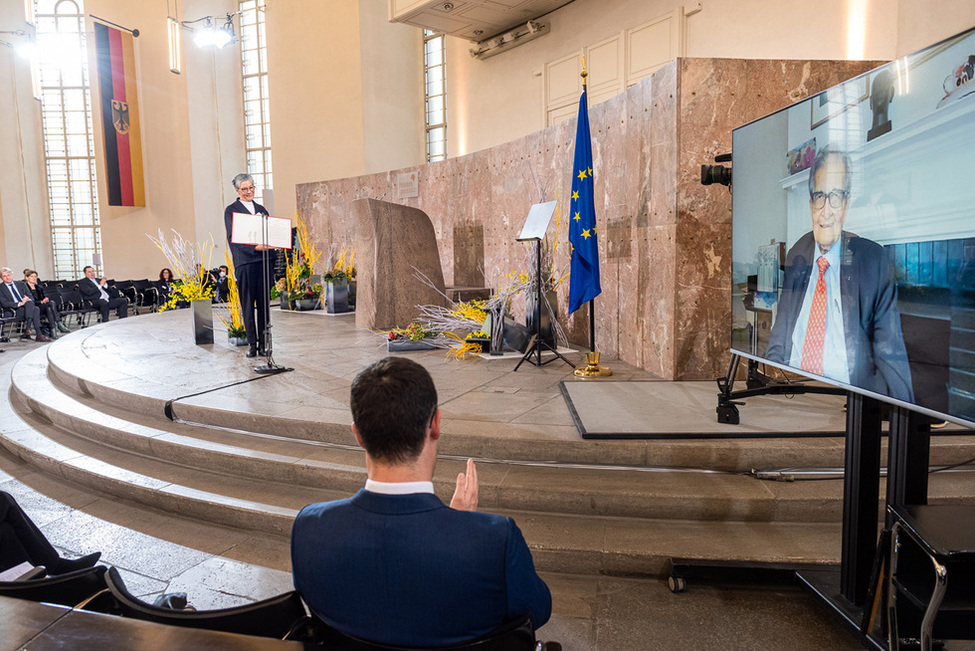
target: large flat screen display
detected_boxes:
[731,26,975,427]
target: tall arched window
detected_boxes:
[35,0,102,279]
[239,0,272,193]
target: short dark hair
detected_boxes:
[350,357,438,464]
[83,265,94,273]
[808,146,851,197]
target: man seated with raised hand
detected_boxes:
[291,357,551,648]
[79,265,129,322]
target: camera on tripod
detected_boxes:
[701,153,732,187]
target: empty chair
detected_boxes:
[0,565,108,609]
[90,566,309,640]
[58,288,97,327]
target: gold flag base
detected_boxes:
[574,351,613,378]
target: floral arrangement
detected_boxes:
[147,229,215,311]
[214,250,246,338]
[323,247,355,283]
[273,213,324,305]
[387,322,435,342]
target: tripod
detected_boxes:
[514,239,574,372]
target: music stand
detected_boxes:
[231,211,293,375]
[513,202,574,371]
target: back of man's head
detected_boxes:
[350,357,438,464]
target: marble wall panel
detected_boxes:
[295,57,882,380]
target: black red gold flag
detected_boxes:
[94,22,145,207]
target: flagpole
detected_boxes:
[574,54,611,377]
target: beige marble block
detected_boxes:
[353,198,447,330]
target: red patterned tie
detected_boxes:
[800,256,829,375]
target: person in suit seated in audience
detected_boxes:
[24,269,69,338]
[0,491,100,576]
[211,265,230,303]
[79,265,128,322]
[0,267,50,342]
[291,357,551,648]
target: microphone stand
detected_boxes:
[253,210,291,376]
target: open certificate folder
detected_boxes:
[231,212,293,248]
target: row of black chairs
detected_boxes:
[38,278,164,315]
[0,564,558,650]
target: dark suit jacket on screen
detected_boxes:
[291,490,552,648]
[765,231,914,401]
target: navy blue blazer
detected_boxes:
[765,231,913,401]
[224,199,272,270]
[291,490,552,647]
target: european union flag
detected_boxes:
[567,88,601,315]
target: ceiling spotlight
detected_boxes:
[189,14,236,48]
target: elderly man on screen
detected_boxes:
[765,146,913,401]
[291,357,551,647]
[79,265,129,322]
[0,267,50,342]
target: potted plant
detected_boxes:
[387,322,437,351]
[323,267,350,313]
[464,330,491,354]
[148,229,216,345]
[296,283,322,310]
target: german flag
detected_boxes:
[94,22,145,207]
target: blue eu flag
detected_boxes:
[568,88,601,315]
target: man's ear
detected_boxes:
[352,424,365,450]
[428,409,442,441]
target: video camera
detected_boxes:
[701,153,732,187]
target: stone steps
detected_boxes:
[11,347,861,523]
[0,313,972,578]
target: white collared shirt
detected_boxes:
[240,199,256,214]
[90,277,110,301]
[364,479,435,495]
[789,239,849,383]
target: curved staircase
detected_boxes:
[2,310,973,576]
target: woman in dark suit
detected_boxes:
[23,269,69,338]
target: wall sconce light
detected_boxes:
[184,13,237,49]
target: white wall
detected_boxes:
[445,0,975,155]
[0,2,49,277]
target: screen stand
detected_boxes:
[715,353,845,424]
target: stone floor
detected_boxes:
[0,312,970,650]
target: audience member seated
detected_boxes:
[79,265,128,322]
[0,266,51,342]
[211,265,230,303]
[0,491,101,576]
[291,357,551,647]
[24,269,69,339]
[158,268,175,303]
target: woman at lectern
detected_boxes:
[224,173,276,358]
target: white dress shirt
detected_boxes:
[364,479,435,496]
